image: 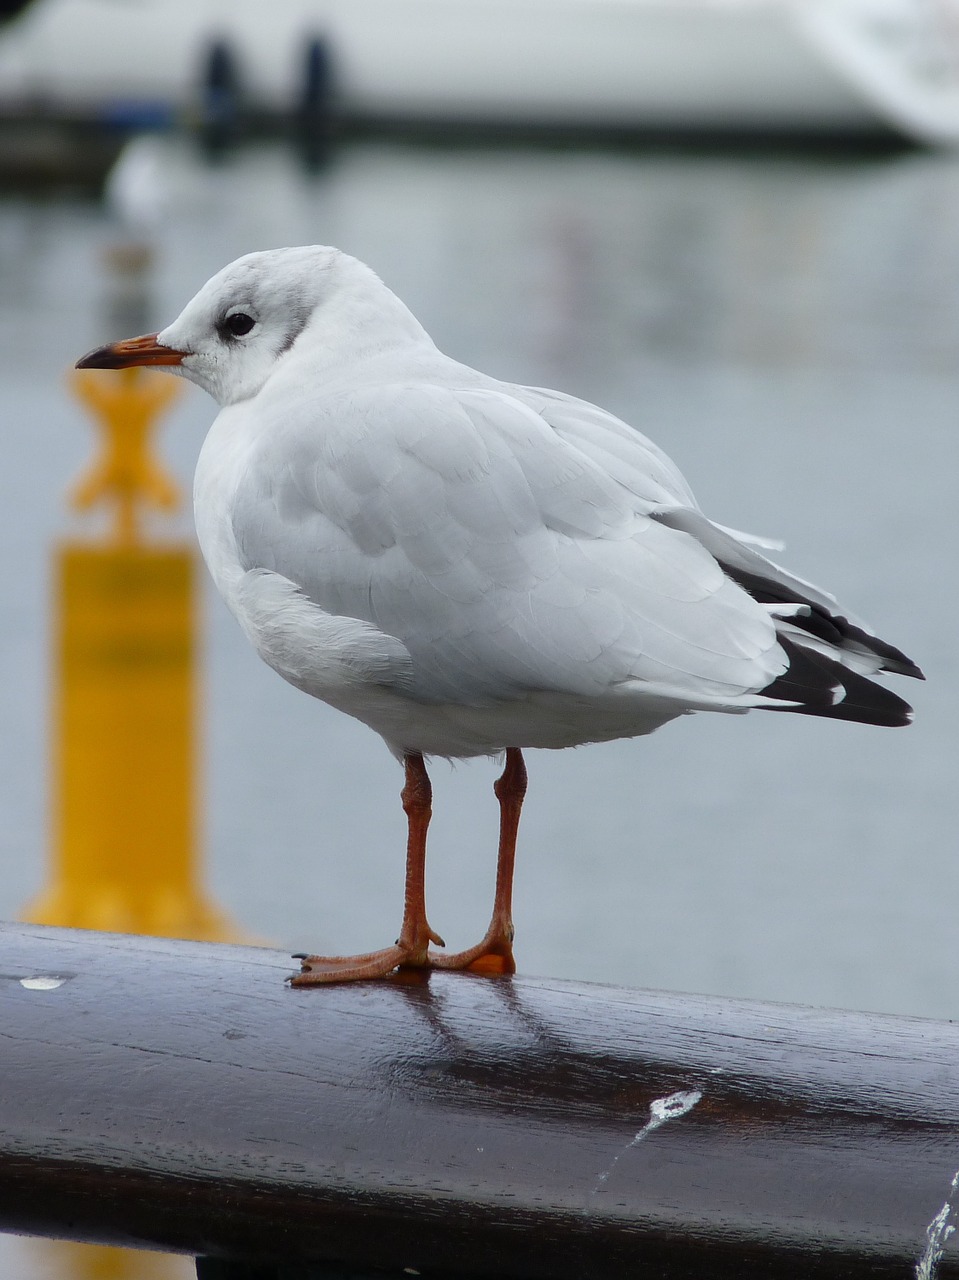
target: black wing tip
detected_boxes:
[772,701,915,728]
[719,561,923,684]
[763,638,916,728]
[866,642,924,682]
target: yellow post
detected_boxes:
[22,364,239,941]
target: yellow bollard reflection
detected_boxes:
[28,1241,195,1280]
[22,364,242,940]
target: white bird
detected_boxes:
[77,245,923,984]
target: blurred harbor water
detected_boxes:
[1,134,956,1058]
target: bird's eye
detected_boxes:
[222,311,255,338]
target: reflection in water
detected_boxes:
[0,137,958,1275]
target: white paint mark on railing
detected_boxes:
[588,1088,703,1205]
[19,976,67,991]
[916,1168,959,1280]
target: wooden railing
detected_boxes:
[2,922,958,1279]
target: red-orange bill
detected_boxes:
[76,333,184,370]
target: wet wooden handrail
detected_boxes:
[1,922,958,1279]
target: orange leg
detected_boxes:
[430,747,526,976]
[291,753,444,985]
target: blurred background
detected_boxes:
[1,0,958,1275]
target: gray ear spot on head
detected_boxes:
[275,301,314,356]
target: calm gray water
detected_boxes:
[1,136,956,1049]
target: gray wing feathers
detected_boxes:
[650,505,844,617]
[233,383,783,706]
[520,385,700,510]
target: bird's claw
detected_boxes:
[289,944,411,985]
[288,928,515,985]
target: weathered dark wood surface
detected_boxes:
[1,922,958,1279]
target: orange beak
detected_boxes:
[76,333,185,370]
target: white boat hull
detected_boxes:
[1,0,958,142]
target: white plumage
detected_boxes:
[77,245,921,983]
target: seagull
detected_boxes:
[77,245,923,984]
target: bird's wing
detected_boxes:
[516,383,701,511]
[524,383,922,682]
[231,381,784,708]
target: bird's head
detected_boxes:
[76,245,391,406]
